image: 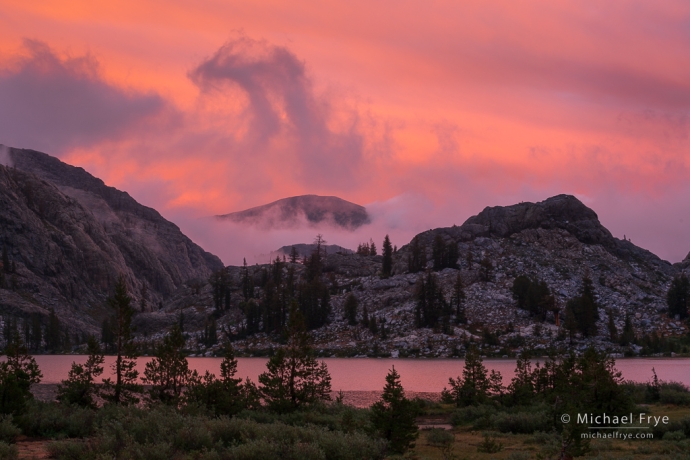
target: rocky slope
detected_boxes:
[161,195,688,358]
[215,195,370,230]
[1,153,686,358]
[0,146,223,339]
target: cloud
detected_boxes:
[189,36,365,190]
[0,39,169,153]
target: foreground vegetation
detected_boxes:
[2,275,690,459]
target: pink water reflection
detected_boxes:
[30,356,690,392]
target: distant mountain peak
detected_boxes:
[215,194,370,230]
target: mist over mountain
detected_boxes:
[215,195,370,230]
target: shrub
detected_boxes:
[449,404,497,426]
[426,428,454,447]
[477,433,503,453]
[47,440,89,460]
[0,441,18,460]
[0,415,20,444]
[16,402,96,438]
[660,389,690,406]
[46,407,386,459]
[663,430,686,441]
[490,411,551,434]
[506,452,531,460]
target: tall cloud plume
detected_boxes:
[189,37,365,191]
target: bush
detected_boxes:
[16,402,96,438]
[477,433,503,453]
[490,411,551,434]
[650,416,690,440]
[0,415,20,444]
[426,428,454,447]
[47,406,387,459]
[0,441,18,460]
[47,440,89,460]
[660,389,690,406]
[663,430,686,441]
[449,404,497,426]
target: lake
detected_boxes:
[29,356,690,392]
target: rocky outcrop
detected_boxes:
[182,195,683,358]
[216,195,370,230]
[0,147,223,338]
[678,252,690,271]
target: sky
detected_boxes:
[0,1,689,265]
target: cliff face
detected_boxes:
[0,147,223,336]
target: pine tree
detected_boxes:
[186,343,253,415]
[361,304,370,328]
[451,274,467,324]
[619,314,635,346]
[56,336,104,408]
[370,366,418,454]
[101,275,141,405]
[563,303,578,344]
[508,353,534,405]
[607,310,618,342]
[407,236,426,273]
[0,331,42,415]
[144,324,191,404]
[29,315,42,352]
[446,240,459,269]
[381,235,393,278]
[432,235,445,271]
[667,273,689,319]
[101,318,114,353]
[369,316,378,335]
[289,246,299,264]
[45,309,61,352]
[258,302,331,413]
[344,293,358,326]
[369,239,377,256]
[414,272,446,328]
[567,275,600,337]
[479,257,493,282]
[241,258,253,300]
[445,346,491,406]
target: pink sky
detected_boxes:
[1,1,689,264]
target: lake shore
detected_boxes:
[30,384,442,408]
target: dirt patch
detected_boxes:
[16,436,50,459]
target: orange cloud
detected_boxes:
[1,1,689,262]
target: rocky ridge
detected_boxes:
[0,147,223,339]
[152,195,689,358]
[1,149,687,357]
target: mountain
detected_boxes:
[1,153,686,358]
[178,194,687,358]
[0,146,224,339]
[215,195,370,230]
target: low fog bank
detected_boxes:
[167,189,690,268]
[171,193,474,267]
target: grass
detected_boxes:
[410,404,690,460]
